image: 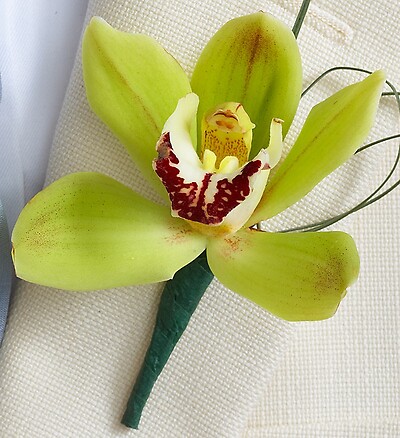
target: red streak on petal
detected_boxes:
[208,160,260,223]
[154,132,262,225]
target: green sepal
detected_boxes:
[82,18,192,195]
[191,12,302,158]
[250,70,386,224]
[12,172,206,290]
[207,229,360,321]
[122,252,213,429]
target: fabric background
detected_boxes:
[0,0,399,437]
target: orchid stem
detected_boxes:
[292,0,311,38]
[122,252,213,429]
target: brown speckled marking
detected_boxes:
[164,226,194,245]
[225,235,242,253]
[217,233,252,261]
[234,18,275,96]
[314,252,344,297]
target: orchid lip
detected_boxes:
[152,93,284,236]
[153,132,268,226]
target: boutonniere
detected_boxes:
[11,0,399,429]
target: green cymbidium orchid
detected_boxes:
[12,12,385,322]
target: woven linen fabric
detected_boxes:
[0,1,398,437]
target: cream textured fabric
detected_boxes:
[0,1,399,437]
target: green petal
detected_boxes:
[207,229,360,321]
[250,70,386,224]
[82,18,191,195]
[191,12,302,158]
[12,173,206,291]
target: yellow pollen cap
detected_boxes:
[201,102,255,167]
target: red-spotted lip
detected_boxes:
[153,132,264,225]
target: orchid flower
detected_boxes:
[11,12,384,321]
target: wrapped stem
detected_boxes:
[122,252,214,429]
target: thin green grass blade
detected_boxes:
[292,0,311,38]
